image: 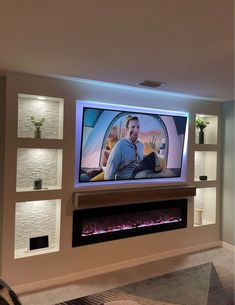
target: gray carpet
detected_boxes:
[55,263,234,305]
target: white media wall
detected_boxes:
[1,72,222,291]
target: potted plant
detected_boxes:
[30,116,45,138]
[196,117,209,144]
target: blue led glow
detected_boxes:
[49,74,223,101]
[77,100,189,117]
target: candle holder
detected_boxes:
[33,178,42,190]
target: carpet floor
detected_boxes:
[55,262,234,305]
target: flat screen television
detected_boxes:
[75,101,188,188]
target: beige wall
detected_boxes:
[0,77,6,275]
[1,72,222,289]
[222,101,234,245]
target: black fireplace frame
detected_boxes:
[72,199,187,247]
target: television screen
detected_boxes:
[75,101,188,187]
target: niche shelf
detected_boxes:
[195,114,218,144]
[14,199,61,259]
[18,94,64,139]
[194,187,216,226]
[194,151,217,182]
[16,148,63,192]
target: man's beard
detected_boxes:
[130,131,138,143]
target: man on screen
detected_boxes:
[104,116,144,180]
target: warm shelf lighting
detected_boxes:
[37,96,46,100]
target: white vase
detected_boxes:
[194,208,203,225]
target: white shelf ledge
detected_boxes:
[15,246,59,259]
[16,186,61,193]
[194,219,216,227]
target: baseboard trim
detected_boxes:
[15,240,221,294]
[221,241,235,252]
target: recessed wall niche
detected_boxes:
[194,151,217,181]
[14,199,61,258]
[195,114,218,144]
[16,148,63,192]
[194,187,216,226]
[18,94,64,139]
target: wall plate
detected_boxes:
[29,235,50,251]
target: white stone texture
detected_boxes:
[194,188,204,209]
[194,187,216,224]
[195,115,218,144]
[16,148,62,190]
[194,151,217,181]
[195,128,199,144]
[15,200,60,250]
[194,151,205,180]
[18,97,63,139]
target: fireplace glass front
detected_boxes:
[73,199,187,247]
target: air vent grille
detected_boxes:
[138,80,166,88]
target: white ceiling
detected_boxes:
[0,0,234,101]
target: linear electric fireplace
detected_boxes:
[72,199,187,247]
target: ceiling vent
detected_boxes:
[137,80,166,88]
